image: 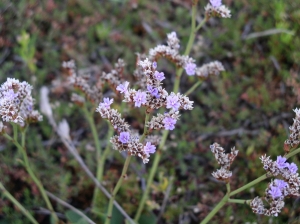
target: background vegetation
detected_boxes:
[0,0,300,223]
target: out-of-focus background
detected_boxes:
[0,0,300,223]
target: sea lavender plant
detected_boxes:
[201,109,300,223]
[0,78,58,223]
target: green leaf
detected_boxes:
[65,210,89,224]
[138,212,157,224]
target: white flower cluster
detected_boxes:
[64,60,102,104]
[205,0,231,19]
[196,61,225,78]
[102,59,126,88]
[0,78,42,125]
[284,108,300,149]
[210,143,238,182]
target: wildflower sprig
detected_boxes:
[202,108,300,223]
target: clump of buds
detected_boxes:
[210,143,238,182]
[0,78,42,125]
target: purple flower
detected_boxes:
[288,162,298,174]
[274,179,288,190]
[276,156,288,169]
[166,94,180,111]
[163,117,176,130]
[116,81,129,94]
[119,132,130,144]
[154,71,165,81]
[3,89,18,101]
[152,62,157,69]
[133,90,147,107]
[268,186,282,199]
[100,98,113,109]
[144,142,156,154]
[210,0,222,8]
[147,85,160,98]
[185,63,196,76]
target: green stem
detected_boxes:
[140,112,151,143]
[13,123,18,141]
[285,147,300,159]
[195,16,207,31]
[227,199,250,204]
[0,182,39,224]
[184,80,202,96]
[92,125,114,210]
[83,104,102,164]
[4,133,59,223]
[105,155,132,224]
[134,130,168,222]
[200,183,230,224]
[229,174,267,197]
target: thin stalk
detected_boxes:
[105,155,132,224]
[200,183,230,224]
[140,112,151,143]
[230,174,267,197]
[46,191,96,224]
[227,199,250,204]
[4,133,59,223]
[0,182,38,224]
[134,130,168,222]
[92,124,114,210]
[185,80,202,96]
[13,123,18,141]
[83,104,102,164]
[285,147,300,159]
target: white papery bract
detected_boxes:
[0,78,42,125]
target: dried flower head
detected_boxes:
[284,108,300,149]
[0,78,42,125]
[205,1,231,18]
[210,143,238,182]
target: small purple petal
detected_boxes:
[147,85,160,98]
[185,63,196,76]
[166,94,180,111]
[133,90,147,107]
[152,62,157,69]
[116,81,129,94]
[276,156,288,169]
[119,132,130,144]
[154,71,165,82]
[210,0,222,8]
[144,142,156,154]
[274,179,288,190]
[100,97,113,109]
[268,186,282,199]
[288,162,298,174]
[162,117,176,130]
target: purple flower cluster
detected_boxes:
[276,156,298,174]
